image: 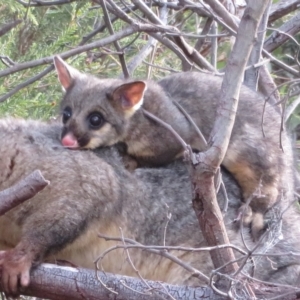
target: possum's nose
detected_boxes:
[61,133,79,148]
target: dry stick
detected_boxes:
[0,20,22,37]
[7,263,222,300]
[263,49,299,77]
[190,0,236,35]
[132,0,216,72]
[244,0,271,91]
[15,0,78,6]
[125,37,157,77]
[142,61,179,73]
[105,0,195,70]
[194,17,214,51]
[210,21,218,69]
[118,228,154,295]
[0,170,49,216]
[0,23,167,78]
[97,234,247,255]
[241,271,300,293]
[142,109,189,151]
[269,0,300,23]
[203,0,238,30]
[190,1,269,297]
[1,4,133,101]
[265,12,300,53]
[148,1,168,79]
[96,235,210,283]
[266,26,300,68]
[99,0,130,78]
[172,99,228,205]
[123,0,168,78]
[0,65,54,103]
[203,0,279,111]
[258,65,281,108]
[285,94,300,121]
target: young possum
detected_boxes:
[0,118,298,297]
[53,56,293,240]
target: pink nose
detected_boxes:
[61,133,79,148]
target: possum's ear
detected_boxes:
[53,56,82,91]
[112,81,147,111]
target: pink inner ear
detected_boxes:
[54,56,73,90]
[115,82,146,109]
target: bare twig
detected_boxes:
[142,109,189,152]
[15,0,78,7]
[0,24,170,78]
[96,234,211,283]
[194,17,214,51]
[0,65,53,103]
[99,0,129,78]
[285,95,300,121]
[210,21,218,68]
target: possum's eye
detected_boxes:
[88,112,104,129]
[62,106,72,124]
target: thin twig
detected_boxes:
[99,0,129,78]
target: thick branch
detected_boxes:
[0,263,297,299]
[190,0,269,286]
[208,0,269,166]
[269,0,300,23]
[0,170,49,216]
[5,263,225,300]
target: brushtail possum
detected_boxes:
[53,56,293,240]
[0,118,298,296]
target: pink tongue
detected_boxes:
[61,133,79,148]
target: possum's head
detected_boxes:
[53,56,147,149]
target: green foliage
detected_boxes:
[0,0,101,119]
[0,1,300,127]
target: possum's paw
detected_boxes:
[250,212,265,242]
[0,249,32,297]
[235,204,253,226]
[235,205,266,241]
[122,154,138,172]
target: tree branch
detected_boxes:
[244,0,271,91]
[269,0,300,23]
[0,170,49,216]
[1,263,225,300]
[264,12,300,53]
[15,0,78,7]
[0,20,22,38]
[0,24,168,78]
[189,0,269,291]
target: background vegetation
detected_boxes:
[1,0,300,130]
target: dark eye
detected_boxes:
[88,112,104,129]
[62,107,72,124]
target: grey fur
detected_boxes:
[0,118,299,296]
[55,58,294,240]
